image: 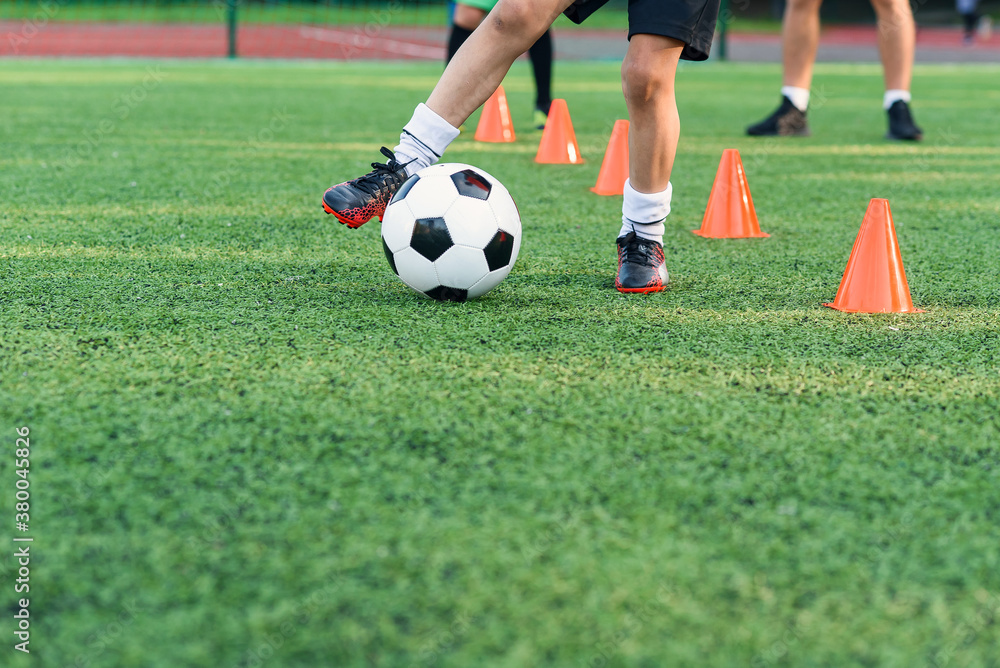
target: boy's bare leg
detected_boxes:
[622,34,684,193]
[428,0,574,128]
[323,0,572,227]
[615,34,684,294]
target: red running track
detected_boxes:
[0,21,996,59]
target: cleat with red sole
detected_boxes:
[323,147,411,228]
[615,231,668,294]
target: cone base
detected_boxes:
[823,303,926,314]
[691,230,770,239]
[590,186,620,196]
[536,157,585,165]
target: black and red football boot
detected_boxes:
[322,147,412,228]
[615,231,669,294]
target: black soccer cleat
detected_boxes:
[323,147,412,228]
[746,96,810,137]
[885,100,923,141]
[615,231,668,294]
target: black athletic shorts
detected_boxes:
[563,0,719,61]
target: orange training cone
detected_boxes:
[693,148,769,238]
[535,99,584,164]
[590,119,629,195]
[823,198,925,313]
[475,85,515,143]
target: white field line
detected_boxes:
[298,26,446,59]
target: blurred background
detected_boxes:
[1,0,996,61]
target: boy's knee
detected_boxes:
[489,0,546,36]
[621,53,674,105]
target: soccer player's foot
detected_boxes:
[746,96,810,137]
[615,231,668,294]
[322,147,412,228]
[533,108,548,130]
[885,100,923,141]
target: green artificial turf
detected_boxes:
[1,60,999,667]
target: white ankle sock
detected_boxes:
[883,89,911,110]
[619,179,671,244]
[393,103,460,176]
[781,86,810,112]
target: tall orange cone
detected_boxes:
[692,149,769,238]
[535,99,584,164]
[475,85,515,143]
[590,119,629,195]
[824,198,925,313]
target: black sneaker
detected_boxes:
[746,96,810,137]
[886,100,923,141]
[323,147,412,228]
[615,232,668,294]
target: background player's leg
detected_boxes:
[871,0,921,139]
[872,0,915,94]
[746,0,819,135]
[528,29,554,125]
[782,0,824,92]
[427,0,573,129]
[446,4,486,63]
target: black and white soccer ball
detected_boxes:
[381,163,521,302]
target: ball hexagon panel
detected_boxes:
[392,247,441,294]
[451,169,492,201]
[433,245,490,290]
[410,216,453,262]
[381,201,417,253]
[443,196,499,249]
[403,174,458,220]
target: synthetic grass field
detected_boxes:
[2,60,1000,667]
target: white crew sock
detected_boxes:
[883,89,911,110]
[619,179,672,244]
[781,86,810,112]
[393,103,461,176]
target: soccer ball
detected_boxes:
[381,163,521,302]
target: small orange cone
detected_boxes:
[535,99,584,164]
[693,149,769,238]
[590,119,629,195]
[824,198,925,313]
[474,85,515,143]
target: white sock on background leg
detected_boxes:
[619,179,672,244]
[393,103,460,176]
[883,89,911,110]
[781,86,810,112]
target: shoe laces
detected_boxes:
[890,101,914,124]
[618,231,661,267]
[350,147,412,196]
